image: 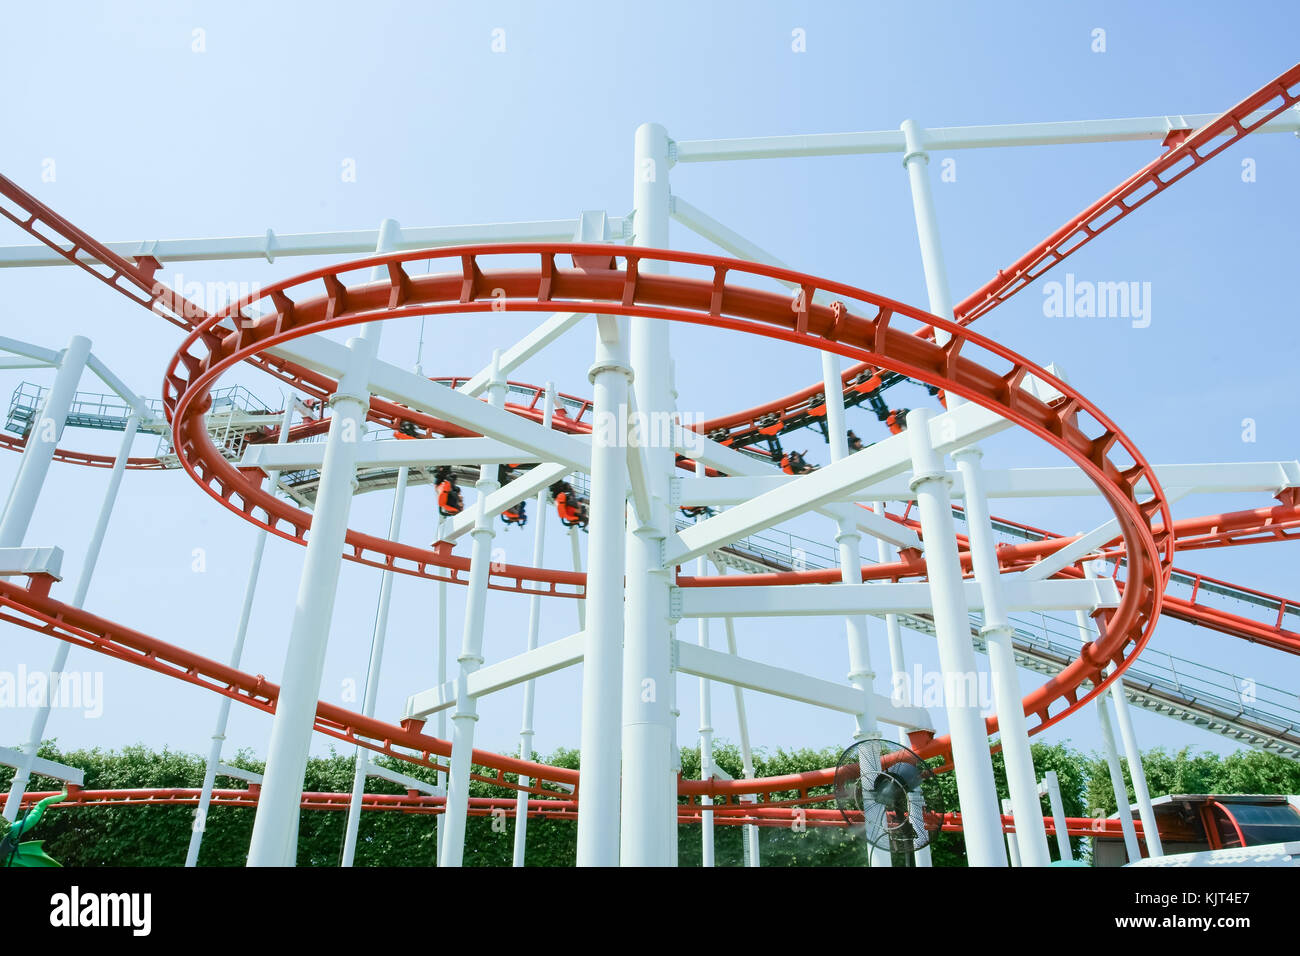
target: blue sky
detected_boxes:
[1,1,1297,785]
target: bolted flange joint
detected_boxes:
[587,360,634,385]
[908,469,952,493]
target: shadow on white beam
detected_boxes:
[673,577,1120,619]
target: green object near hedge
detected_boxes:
[0,790,67,867]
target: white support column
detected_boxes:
[621,121,677,867]
[341,463,409,866]
[2,402,133,823]
[186,403,293,865]
[361,218,401,348]
[569,527,586,631]
[900,121,957,333]
[513,384,556,868]
[1042,770,1073,862]
[247,336,374,867]
[693,463,716,868]
[248,221,395,866]
[1106,663,1164,858]
[668,644,680,866]
[439,353,508,867]
[1002,799,1021,867]
[953,447,1051,866]
[822,355,879,738]
[870,502,931,866]
[906,408,1006,866]
[1082,557,1165,859]
[1096,687,1141,861]
[434,572,448,861]
[873,503,910,749]
[1077,593,1141,862]
[709,558,761,868]
[0,335,92,547]
[900,118,973,867]
[577,326,632,866]
[1080,559,1162,858]
[821,353,888,868]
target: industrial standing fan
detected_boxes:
[833,738,944,867]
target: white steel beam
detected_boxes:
[269,336,592,471]
[402,680,455,720]
[215,763,264,785]
[0,336,61,365]
[674,108,1300,163]
[674,577,1119,619]
[362,362,591,470]
[674,641,933,729]
[0,546,64,578]
[85,354,157,425]
[240,437,541,472]
[403,632,585,719]
[676,475,790,507]
[1019,489,1189,583]
[465,632,585,701]
[0,218,630,268]
[0,746,84,787]
[666,399,1024,567]
[367,762,440,796]
[671,196,805,282]
[677,460,1300,506]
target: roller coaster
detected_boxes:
[1,62,1298,867]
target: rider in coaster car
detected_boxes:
[435,466,464,517]
[393,419,420,439]
[780,448,817,475]
[501,500,527,528]
[847,429,865,453]
[885,408,909,436]
[549,480,590,530]
[768,437,817,476]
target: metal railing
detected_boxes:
[7,381,272,436]
[718,514,1300,752]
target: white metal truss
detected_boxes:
[3,93,1297,871]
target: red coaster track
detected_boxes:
[1,62,1296,832]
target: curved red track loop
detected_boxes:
[0,67,1285,811]
[160,242,1173,767]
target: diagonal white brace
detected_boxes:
[665,400,1020,567]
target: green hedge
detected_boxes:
[2,739,1295,866]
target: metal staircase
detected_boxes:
[5,381,281,466]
